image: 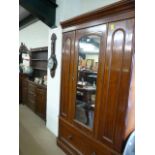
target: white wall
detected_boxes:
[19,21,49,49]
[46,27,62,136]
[56,0,120,25]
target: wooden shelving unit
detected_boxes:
[23,46,48,121]
[31,59,47,61]
[30,46,48,78]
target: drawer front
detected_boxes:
[28,82,35,92]
[35,88,46,120]
[59,121,85,154]
[22,87,28,104]
[22,80,28,87]
[28,90,35,95]
[27,101,35,111]
[28,93,36,102]
[85,144,115,155]
[27,94,36,111]
[59,119,119,155]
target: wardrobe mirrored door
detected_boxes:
[75,35,100,128]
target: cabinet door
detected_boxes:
[36,88,46,120]
[22,79,28,104]
[19,74,22,103]
[22,87,28,104]
[60,31,75,120]
[97,18,134,152]
[27,82,36,111]
[71,25,107,134]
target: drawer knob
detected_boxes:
[91,152,96,155]
[67,135,73,140]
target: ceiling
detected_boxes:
[19,0,57,29]
[19,5,37,30]
[19,5,31,22]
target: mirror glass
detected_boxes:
[75,35,100,128]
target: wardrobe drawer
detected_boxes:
[59,119,119,155]
[84,137,118,155]
[59,121,85,154]
[85,144,115,155]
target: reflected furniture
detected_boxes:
[58,1,135,155]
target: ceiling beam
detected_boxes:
[19,15,38,30]
[19,0,57,28]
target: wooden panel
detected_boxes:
[36,87,46,120]
[28,93,36,100]
[27,91,36,111]
[124,52,135,139]
[85,143,115,155]
[57,138,81,155]
[61,0,134,29]
[26,80,47,120]
[59,120,85,154]
[22,77,28,104]
[58,118,120,155]
[28,82,36,92]
[22,87,28,104]
[19,74,22,103]
[31,60,47,69]
[22,79,28,87]
[31,52,47,59]
[60,31,75,119]
[97,18,134,152]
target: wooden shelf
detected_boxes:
[30,46,48,52]
[28,80,47,89]
[33,67,47,71]
[31,59,47,61]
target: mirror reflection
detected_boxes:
[75,35,100,128]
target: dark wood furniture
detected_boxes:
[30,46,48,71]
[20,46,48,121]
[27,80,47,120]
[58,1,135,155]
[20,73,28,104]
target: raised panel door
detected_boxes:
[22,87,28,104]
[36,87,46,120]
[97,18,134,152]
[60,31,75,120]
[22,78,28,104]
[27,81,36,111]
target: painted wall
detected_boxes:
[46,27,62,136]
[19,20,49,49]
[56,0,120,25]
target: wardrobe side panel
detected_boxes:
[98,18,135,152]
[60,31,75,120]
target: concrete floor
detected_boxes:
[19,104,65,155]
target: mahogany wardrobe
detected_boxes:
[57,0,135,155]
